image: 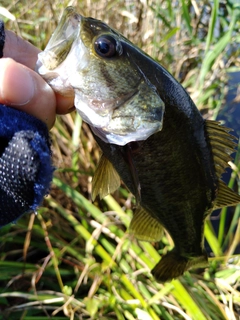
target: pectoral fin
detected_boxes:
[92,154,121,201]
[129,207,164,242]
[214,179,240,209]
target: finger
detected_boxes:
[4,30,40,70]
[55,92,75,114]
[0,58,56,129]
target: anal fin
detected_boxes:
[129,207,163,242]
[214,179,240,209]
[152,250,208,282]
[92,154,121,201]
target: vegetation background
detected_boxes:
[0,0,240,319]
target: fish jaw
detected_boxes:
[36,7,165,145]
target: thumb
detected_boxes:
[0,58,56,129]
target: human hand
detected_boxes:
[0,30,75,129]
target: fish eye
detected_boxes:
[94,35,118,58]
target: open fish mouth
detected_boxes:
[36,7,83,97]
[37,7,81,71]
[36,7,165,145]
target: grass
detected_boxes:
[0,1,240,319]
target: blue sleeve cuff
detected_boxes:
[0,105,54,227]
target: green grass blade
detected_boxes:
[205,0,219,53]
[171,280,207,320]
[180,0,192,35]
[205,220,223,257]
[200,9,237,86]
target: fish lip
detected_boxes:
[46,6,81,52]
[36,7,87,96]
[36,7,82,72]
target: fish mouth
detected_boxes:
[36,7,81,71]
[36,7,85,96]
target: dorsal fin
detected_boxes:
[214,180,240,209]
[129,207,164,242]
[92,154,121,201]
[205,120,238,178]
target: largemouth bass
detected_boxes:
[36,7,240,282]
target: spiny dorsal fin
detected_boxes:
[129,207,163,242]
[205,120,238,178]
[92,154,121,201]
[214,179,240,209]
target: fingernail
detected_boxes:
[0,58,35,105]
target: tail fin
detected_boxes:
[152,250,208,282]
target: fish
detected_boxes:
[36,7,240,282]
